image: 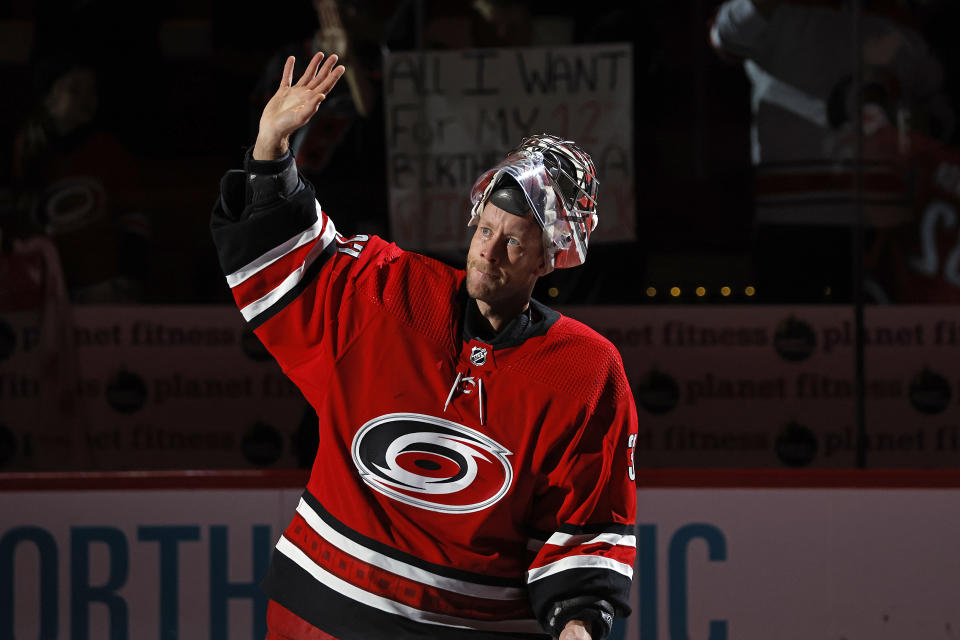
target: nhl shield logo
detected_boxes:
[470,346,487,366]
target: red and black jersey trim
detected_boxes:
[462,298,560,349]
[527,567,632,624]
[301,491,525,589]
[245,242,337,330]
[210,170,322,276]
[530,522,635,538]
[263,490,546,638]
[525,521,636,626]
[262,552,549,640]
[213,168,344,329]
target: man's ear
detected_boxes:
[536,258,550,277]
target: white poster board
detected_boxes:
[383,44,635,253]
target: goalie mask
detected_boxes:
[468,134,599,270]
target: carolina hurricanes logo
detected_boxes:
[40,177,107,235]
[351,413,513,514]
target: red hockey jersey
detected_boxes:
[877,138,960,303]
[211,160,638,640]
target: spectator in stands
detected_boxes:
[5,54,150,303]
[709,0,955,303]
[249,0,391,239]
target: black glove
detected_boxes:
[244,148,302,207]
[545,597,615,640]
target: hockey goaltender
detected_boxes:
[211,51,639,640]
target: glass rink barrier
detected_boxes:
[4,305,960,472]
[1,469,959,640]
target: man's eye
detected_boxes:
[480,227,491,236]
[507,237,520,247]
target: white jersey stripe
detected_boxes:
[276,537,542,634]
[543,532,637,549]
[226,200,329,287]
[526,555,634,584]
[295,499,526,601]
[239,213,339,322]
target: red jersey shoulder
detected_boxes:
[353,245,466,349]
[511,314,630,412]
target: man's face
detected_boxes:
[465,201,546,310]
[45,67,98,135]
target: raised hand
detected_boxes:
[559,619,592,640]
[252,52,346,161]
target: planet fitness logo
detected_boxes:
[909,367,951,415]
[351,413,513,514]
[773,316,817,362]
[635,368,680,415]
[775,421,818,467]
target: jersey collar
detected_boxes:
[462,297,559,350]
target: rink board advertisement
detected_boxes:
[383,43,636,253]
[2,305,960,470]
[562,305,960,468]
[0,306,313,471]
[623,482,960,640]
[2,474,958,640]
[0,483,298,640]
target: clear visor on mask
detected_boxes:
[469,151,595,268]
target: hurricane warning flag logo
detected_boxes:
[351,413,513,513]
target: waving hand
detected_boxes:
[252,52,345,161]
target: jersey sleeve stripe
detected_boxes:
[275,537,543,634]
[238,217,339,323]
[544,532,636,548]
[295,498,526,600]
[229,239,320,308]
[526,555,634,585]
[531,541,636,571]
[554,522,635,536]
[226,203,328,287]
[527,523,634,551]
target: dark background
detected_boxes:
[2,0,960,305]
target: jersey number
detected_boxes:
[627,433,637,481]
[335,234,369,259]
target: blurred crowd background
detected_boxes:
[4,0,959,308]
[3,0,960,471]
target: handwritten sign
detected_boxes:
[383,44,635,253]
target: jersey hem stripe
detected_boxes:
[276,537,543,634]
[262,551,550,640]
[295,498,526,600]
[300,491,526,588]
